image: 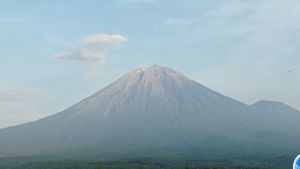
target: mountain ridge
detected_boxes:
[0,65,299,158]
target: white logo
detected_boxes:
[294,154,300,169]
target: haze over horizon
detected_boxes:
[1,0,300,128]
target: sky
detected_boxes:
[0,0,299,128]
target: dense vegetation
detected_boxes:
[0,154,293,169]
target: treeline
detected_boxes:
[0,158,283,169]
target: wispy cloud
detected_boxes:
[0,87,44,128]
[54,34,127,62]
[116,0,157,3]
[0,17,28,23]
[188,0,300,109]
[0,88,39,102]
[206,1,253,18]
[164,17,200,30]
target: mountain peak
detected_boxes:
[127,65,183,79]
[134,65,177,73]
[149,64,165,69]
[251,100,300,113]
[252,100,288,107]
[126,65,190,88]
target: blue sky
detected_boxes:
[0,0,299,128]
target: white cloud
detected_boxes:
[83,34,127,44]
[54,34,127,62]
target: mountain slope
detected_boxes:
[249,100,300,148]
[0,65,299,158]
[250,100,300,130]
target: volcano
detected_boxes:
[0,65,299,158]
